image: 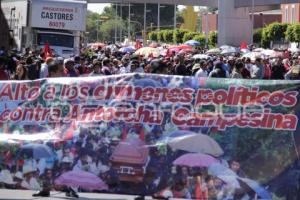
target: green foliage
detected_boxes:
[148,31,158,41]
[261,22,289,47]
[253,28,263,44]
[100,18,126,42]
[192,34,206,47]
[183,32,198,42]
[286,23,300,43]
[173,29,189,44]
[208,31,218,47]
[157,31,164,42]
[162,30,174,43]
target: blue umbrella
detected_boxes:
[238,177,272,200]
[119,46,135,53]
[17,143,55,159]
[208,163,240,188]
[184,40,200,46]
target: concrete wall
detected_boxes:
[0,2,13,50]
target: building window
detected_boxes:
[291,5,295,23]
[285,7,288,22]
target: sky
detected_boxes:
[87,3,189,14]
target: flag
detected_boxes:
[64,121,76,140]
[43,42,53,60]
[240,41,248,49]
[135,40,142,50]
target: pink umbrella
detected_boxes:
[55,170,108,191]
[173,153,219,167]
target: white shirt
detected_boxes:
[195,68,208,78]
[39,63,48,78]
[21,177,41,190]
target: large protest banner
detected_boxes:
[0,74,300,199]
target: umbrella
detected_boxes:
[149,42,160,48]
[237,177,272,200]
[168,45,193,53]
[220,45,235,50]
[261,49,283,58]
[135,47,160,58]
[253,48,265,52]
[17,143,55,159]
[168,133,224,157]
[221,47,239,55]
[206,48,221,55]
[134,78,162,88]
[208,163,240,188]
[192,54,211,60]
[119,46,135,53]
[157,130,196,143]
[184,40,200,46]
[242,52,263,60]
[90,42,106,50]
[55,170,108,191]
[173,153,219,167]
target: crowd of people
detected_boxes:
[0,44,300,81]
[0,43,298,199]
[0,124,250,199]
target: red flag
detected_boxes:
[139,127,145,141]
[43,42,53,60]
[135,40,142,50]
[64,121,76,140]
[240,41,248,49]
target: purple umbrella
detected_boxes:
[55,170,108,191]
[173,153,219,167]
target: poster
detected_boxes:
[0,74,300,200]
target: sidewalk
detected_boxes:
[0,189,148,200]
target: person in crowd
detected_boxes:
[25,56,39,80]
[231,61,244,79]
[40,57,54,78]
[194,60,208,78]
[12,63,28,80]
[64,58,79,77]
[0,57,9,80]
[102,58,112,75]
[229,159,246,178]
[251,57,264,79]
[209,62,227,78]
[271,58,286,80]
[89,60,103,76]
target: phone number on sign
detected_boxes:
[49,21,66,28]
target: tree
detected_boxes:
[286,24,300,43]
[183,32,198,42]
[173,29,189,44]
[261,22,289,48]
[208,31,218,47]
[193,34,206,47]
[100,18,126,42]
[253,28,263,44]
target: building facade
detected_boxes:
[281,4,300,23]
[201,12,282,34]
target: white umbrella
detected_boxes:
[168,133,224,157]
[192,54,211,60]
[221,47,239,55]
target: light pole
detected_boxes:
[157,3,160,31]
[128,3,131,40]
[120,3,123,42]
[250,0,255,44]
[174,4,177,30]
